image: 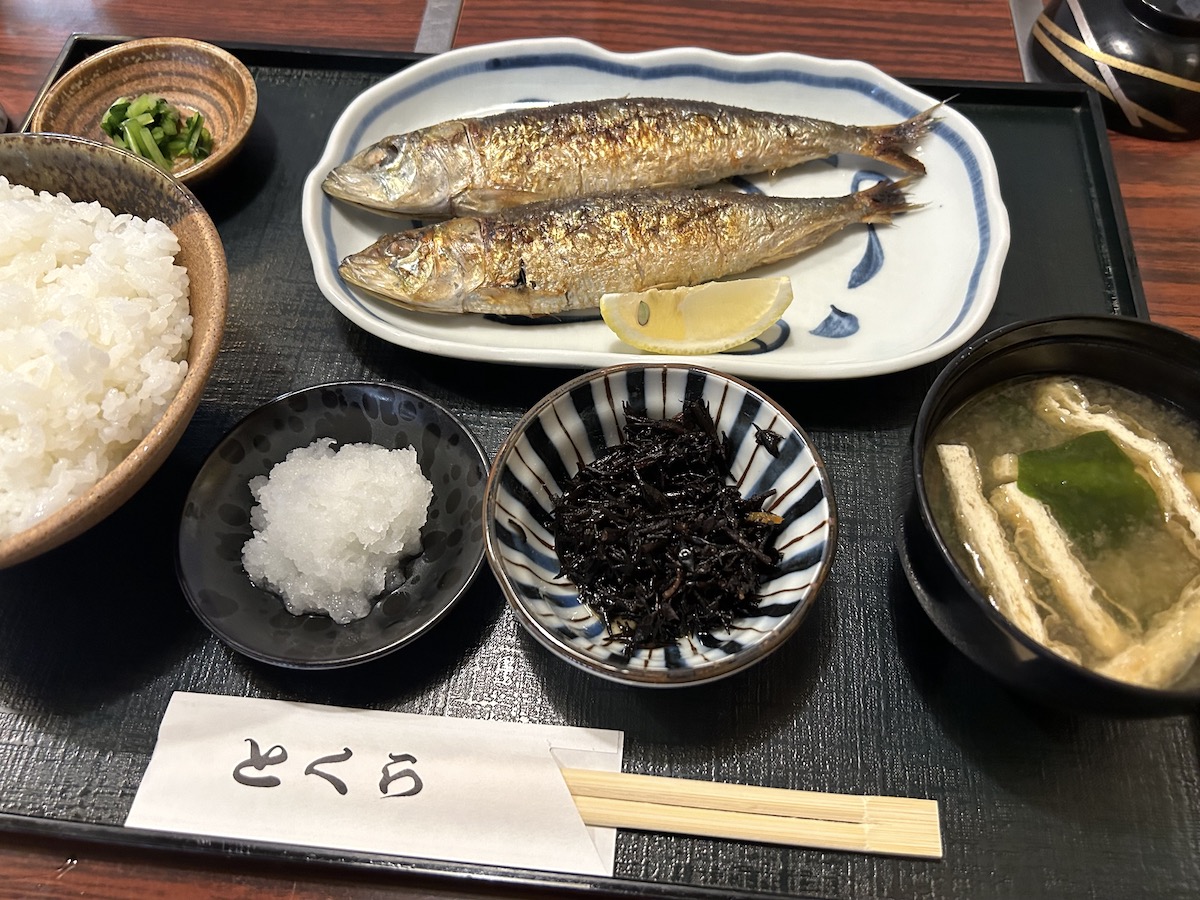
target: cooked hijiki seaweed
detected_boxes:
[552,400,783,652]
[927,376,1200,689]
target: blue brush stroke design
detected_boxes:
[725,320,790,355]
[848,228,883,289]
[851,170,890,191]
[810,306,859,338]
[847,170,891,289]
[726,175,763,194]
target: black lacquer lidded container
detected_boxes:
[1031,0,1200,140]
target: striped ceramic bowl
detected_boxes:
[484,363,837,686]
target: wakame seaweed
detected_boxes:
[1017,430,1160,553]
[552,400,783,651]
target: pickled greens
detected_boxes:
[100,94,212,170]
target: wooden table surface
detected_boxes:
[0,0,1197,896]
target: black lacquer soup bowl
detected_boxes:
[899,315,1200,714]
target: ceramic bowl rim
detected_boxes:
[177,379,491,669]
[911,313,1200,703]
[484,361,838,686]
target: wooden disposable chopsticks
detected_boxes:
[560,768,942,859]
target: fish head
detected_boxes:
[338,220,482,313]
[323,130,457,216]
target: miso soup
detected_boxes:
[924,374,1200,690]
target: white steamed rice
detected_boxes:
[241,438,433,624]
[0,176,192,541]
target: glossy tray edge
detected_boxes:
[906,76,1147,322]
[0,810,779,900]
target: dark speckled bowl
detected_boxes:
[177,382,489,668]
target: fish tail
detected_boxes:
[856,176,922,225]
[861,104,940,175]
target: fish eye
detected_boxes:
[362,139,400,167]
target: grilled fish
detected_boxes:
[323,97,935,217]
[338,180,918,315]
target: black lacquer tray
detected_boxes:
[3,35,1196,900]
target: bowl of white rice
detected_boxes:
[0,132,227,568]
[177,381,489,668]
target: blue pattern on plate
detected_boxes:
[319,49,994,358]
[483,363,837,686]
[846,171,891,291]
[847,229,884,290]
[726,320,791,355]
[810,306,860,338]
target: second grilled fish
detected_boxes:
[338,180,918,315]
[323,97,935,216]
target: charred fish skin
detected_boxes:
[322,97,935,216]
[337,180,919,315]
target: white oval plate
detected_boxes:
[302,38,1009,380]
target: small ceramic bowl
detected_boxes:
[28,37,257,182]
[177,382,490,669]
[0,132,227,569]
[484,363,837,686]
[899,315,1200,714]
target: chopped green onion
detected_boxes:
[99,93,214,170]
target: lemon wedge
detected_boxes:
[599,277,793,355]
